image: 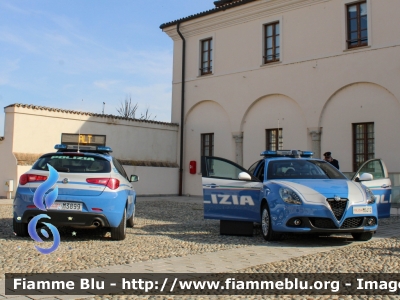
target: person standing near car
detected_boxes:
[323,152,340,170]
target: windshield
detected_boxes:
[267,159,346,180]
[32,154,111,173]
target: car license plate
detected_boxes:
[353,206,372,214]
[49,202,82,211]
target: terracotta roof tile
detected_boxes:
[160,0,257,29]
[5,103,178,126]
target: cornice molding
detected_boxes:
[163,0,329,40]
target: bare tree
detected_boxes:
[116,97,156,120]
[139,107,157,121]
[116,97,138,118]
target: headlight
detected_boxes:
[279,187,302,205]
[365,187,376,204]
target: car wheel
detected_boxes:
[13,218,28,237]
[351,232,373,241]
[261,204,282,241]
[111,208,126,240]
[127,204,135,228]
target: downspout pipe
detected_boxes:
[177,22,185,196]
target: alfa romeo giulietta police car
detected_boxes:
[202,150,392,241]
[13,139,138,241]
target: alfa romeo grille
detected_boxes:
[340,217,363,229]
[326,198,348,221]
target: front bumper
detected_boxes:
[269,201,378,233]
[283,216,377,233]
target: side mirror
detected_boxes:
[130,174,139,182]
[238,172,252,181]
[359,173,373,182]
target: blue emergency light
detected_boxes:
[54,144,67,150]
[261,149,313,158]
[97,146,113,153]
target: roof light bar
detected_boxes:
[261,150,277,156]
[261,149,313,158]
[67,145,97,151]
[54,144,113,153]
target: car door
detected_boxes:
[201,156,263,222]
[352,158,392,218]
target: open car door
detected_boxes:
[352,158,392,218]
[201,156,263,225]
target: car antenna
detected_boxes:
[77,99,83,153]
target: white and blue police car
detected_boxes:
[13,141,138,240]
[202,150,392,241]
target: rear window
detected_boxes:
[33,154,111,173]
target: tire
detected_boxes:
[127,204,135,228]
[261,203,282,241]
[351,232,373,241]
[111,209,126,240]
[13,218,28,237]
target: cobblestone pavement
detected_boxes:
[1,197,400,300]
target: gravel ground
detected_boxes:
[2,200,400,300]
[0,200,266,278]
[84,234,400,300]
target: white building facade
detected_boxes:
[0,104,179,198]
[161,0,400,196]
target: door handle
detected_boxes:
[381,184,390,188]
[206,183,219,188]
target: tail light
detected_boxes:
[19,174,48,185]
[86,178,120,190]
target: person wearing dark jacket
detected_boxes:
[323,152,339,170]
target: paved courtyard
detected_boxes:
[1,196,400,299]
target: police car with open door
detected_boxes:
[13,134,138,241]
[351,158,392,218]
[202,150,391,241]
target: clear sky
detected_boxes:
[0,0,214,135]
